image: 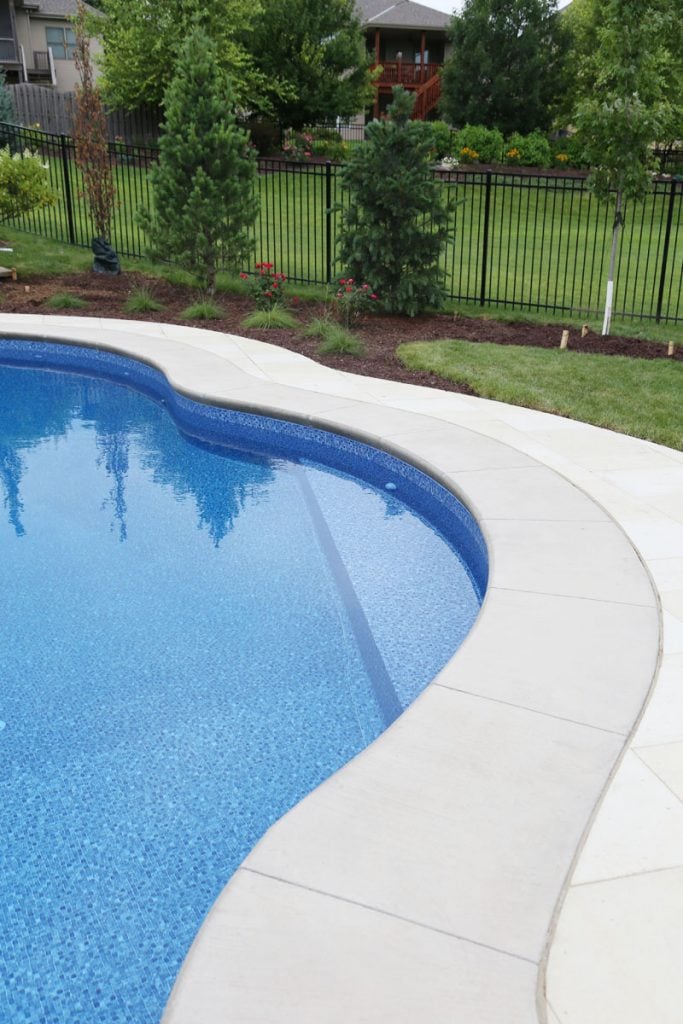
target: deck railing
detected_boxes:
[371,61,442,87]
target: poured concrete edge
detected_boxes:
[1,316,675,1024]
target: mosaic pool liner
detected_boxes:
[0,338,487,1024]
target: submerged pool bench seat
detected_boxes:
[0,320,661,1024]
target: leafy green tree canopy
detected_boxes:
[138,27,258,295]
[568,0,682,151]
[440,0,569,135]
[571,0,673,335]
[248,0,373,129]
[93,0,264,110]
[337,87,449,317]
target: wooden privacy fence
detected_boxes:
[1,122,681,324]
[7,85,161,143]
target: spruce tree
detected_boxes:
[337,88,448,317]
[139,27,258,295]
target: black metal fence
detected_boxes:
[1,122,681,323]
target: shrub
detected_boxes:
[0,147,55,219]
[556,133,589,169]
[451,124,504,164]
[282,130,314,160]
[337,87,448,316]
[239,263,287,309]
[504,131,552,168]
[312,137,347,161]
[331,277,378,328]
[425,120,452,161]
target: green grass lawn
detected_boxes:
[4,153,681,324]
[398,339,683,450]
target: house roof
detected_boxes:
[356,0,451,31]
[17,0,99,17]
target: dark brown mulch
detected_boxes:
[0,271,680,396]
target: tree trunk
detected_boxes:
[602,189,623,337]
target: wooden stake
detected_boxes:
[560,329,569,349]
[668,340,675,357]
[581,324,589,337]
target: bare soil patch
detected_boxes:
[1,271,680,396]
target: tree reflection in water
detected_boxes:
[0,365,275,543]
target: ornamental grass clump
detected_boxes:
[337,86,449,317]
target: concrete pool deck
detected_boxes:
[2,315,681,1023]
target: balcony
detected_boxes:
[372,61,443,89]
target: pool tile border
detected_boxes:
[0,317,673,1024]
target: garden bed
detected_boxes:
[0,271,680,387]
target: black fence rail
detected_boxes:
[1,122,681,324]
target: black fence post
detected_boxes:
[59,133,76,246]
[655,178,678,323]
[325,160,333,284]
[480,171,492,307]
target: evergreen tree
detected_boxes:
[0,67,15,124]
[139,27,258,295]
[337,88,449,317]
[440,0,568,135]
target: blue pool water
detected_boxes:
[0,339,487,1024]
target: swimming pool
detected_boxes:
[0,339,486,1024]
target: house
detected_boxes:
[0,0,99,93]
[356,0,452,120]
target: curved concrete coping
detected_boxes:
[0,316,672,1024]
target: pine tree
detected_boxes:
[139,27,258,295]
[337,88,449,317]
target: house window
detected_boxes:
[45,26,76,60]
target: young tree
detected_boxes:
[567,0,682,156]
[337,87,449,317]
[139,27,258,295]
[248,0,373,129]
[72,0,118,272]
[440,0,568,135]
[573,0,672,334]
[94,0,264,111]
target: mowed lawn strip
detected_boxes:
[398,339,683,450]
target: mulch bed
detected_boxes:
[1,271,680,398]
